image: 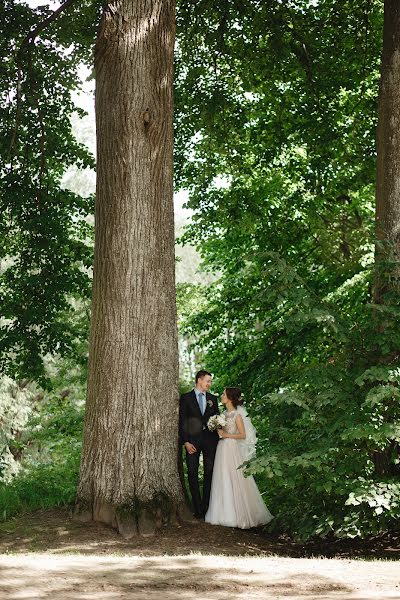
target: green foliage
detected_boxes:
[175,0,400,540]
[0,374,85,520]
[0,0,98,384]
[180,255,400,539]
[0,377,34,481]
[0,449,80,521]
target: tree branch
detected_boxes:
[19,0,77,52]
[10,0,77,157]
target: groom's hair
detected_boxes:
[225,387,243,408]
[195,370,212,382]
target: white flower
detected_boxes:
[207,414,227,431]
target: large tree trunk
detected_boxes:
[75,0,184,537]
[375,0,400,303]
[373,0,400,476]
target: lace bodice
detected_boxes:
[224,410,239,434]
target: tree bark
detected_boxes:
[75,0,183,536]
[374,0,400,303]
[373,0,400,476]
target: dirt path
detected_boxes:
[1,553,399,600]
[0,509,399,600]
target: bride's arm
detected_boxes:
[218,415,246,439]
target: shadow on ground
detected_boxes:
[0,554,361,600]
[0,507,398,560]
[1,510,399,600]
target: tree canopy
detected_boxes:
[0,0,98,384]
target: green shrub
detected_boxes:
[0,393,84,521]
[0,447,80,521]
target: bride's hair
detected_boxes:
[225,387,243,408]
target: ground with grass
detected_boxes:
[0,508,399,599]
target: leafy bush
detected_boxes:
[0,448,80,521]
[0,377,34,482]
[0,390,84,521]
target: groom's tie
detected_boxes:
[199,392,205,415]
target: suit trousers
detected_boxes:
[186,436,218,516]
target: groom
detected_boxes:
[179,370,219,519]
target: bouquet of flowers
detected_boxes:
[207,414,226,431]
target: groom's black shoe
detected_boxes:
[194,512,204,520]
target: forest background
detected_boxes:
[1,0,399,541]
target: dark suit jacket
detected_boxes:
[179,389,220,447]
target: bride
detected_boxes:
[205,387,273,529]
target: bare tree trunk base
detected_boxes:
[74,497,188,537]
[116,509,140,539]
[72,500,93,523]
[136,510,158,537]
[94,499,118,528]
[177,504,198,524]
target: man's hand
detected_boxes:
[184,442,197,454]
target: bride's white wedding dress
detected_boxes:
[205,409,273,529]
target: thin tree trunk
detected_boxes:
[75,0,184,537]
[373,0,400,476]
[375,0,400,304]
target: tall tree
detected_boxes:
[371,0,400,476]
[76,0,183,536]
[375,0,400,303]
